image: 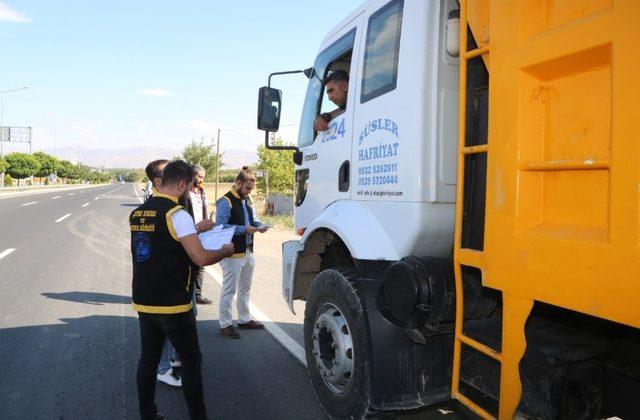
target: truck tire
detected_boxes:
[304,268,370,419]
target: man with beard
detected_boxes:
[131,160,233,420]
[184,164,215,304]
[215,166,269,339]
[142,158,184,388]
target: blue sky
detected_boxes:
[0,1,360,159]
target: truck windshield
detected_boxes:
[297,29,356,148]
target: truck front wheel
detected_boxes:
[304,268,370,419]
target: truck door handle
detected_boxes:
[338,160,350,192]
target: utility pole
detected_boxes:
[265,169,269,202]
[214,128,221,201]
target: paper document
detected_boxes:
[198,225,235,251]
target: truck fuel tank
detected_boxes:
[381,256,496,343]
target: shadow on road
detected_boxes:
[2,307,470,419]
[0,315,326,419]
[41,291,132,305]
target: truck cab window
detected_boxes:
[361,0,404,103]
[319,59,351,116]
[297,29,356,148]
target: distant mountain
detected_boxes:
[41,146,258,169]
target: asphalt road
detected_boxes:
[0,183,325,419]
[0,183,473,420]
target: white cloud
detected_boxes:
[138,88,172,97]
[0,3,32,23]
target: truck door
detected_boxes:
[294,18,363,230]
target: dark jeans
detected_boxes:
[137,311,207,420]
[193,266,205,298]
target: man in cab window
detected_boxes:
[313,69,349,132]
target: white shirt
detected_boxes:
[170,209,197,238]
[189,190,205,224]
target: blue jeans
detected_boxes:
[157,339,178,374]
[157,290,198,374]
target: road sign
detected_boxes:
[0,126,32,143]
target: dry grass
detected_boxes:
[201,182,235,203]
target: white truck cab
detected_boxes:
[258,1,640,419]
[257,0,477,418]
[292,0,459,261]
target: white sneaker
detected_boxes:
[157,368,182,387]
[170,358,181,368]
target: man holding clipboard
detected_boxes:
[215,166,269,339]
[131,160,233,420]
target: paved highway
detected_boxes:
[0,183,471,419]
[0,183,325,419]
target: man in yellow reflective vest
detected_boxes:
[130,160,233,420]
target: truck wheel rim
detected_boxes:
[312,303,354,394]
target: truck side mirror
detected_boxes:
[257,86,282,132]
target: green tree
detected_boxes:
[181,139,224,181]
[123,169,145,182]
[5,153,41,185]
[88,170,112,184]
[110,168,128,181]
[256,138,294,195]
[57,160,78,180]
[75,163,91,181]
[88,171,101,183]
[98,171,113,183]
[0,157,9,174]
[33,152,59,179]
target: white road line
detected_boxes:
[133,184,143,203]
[55,213,71,223]
[82,202,90,207]
[51,196,61,200]
[94,197,100,201]
[68,193,75,196]
[22,201,37,206]
[204,266,307,367]
[0,248,16,260]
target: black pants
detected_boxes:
[137,311,207,420]
[193,266,205,298]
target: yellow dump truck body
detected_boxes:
[453,1,640,418]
